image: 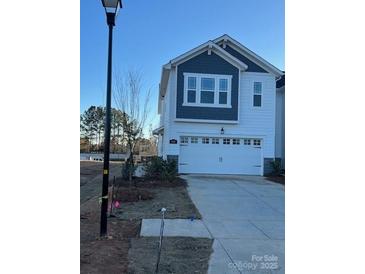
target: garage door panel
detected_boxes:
[179,137,262,175]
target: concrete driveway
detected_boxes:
[183,175,285,274]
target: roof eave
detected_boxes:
[169,41,248,71]
[213,34,284,77]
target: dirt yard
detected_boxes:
[80,161,212,274]
[128,237,213,274]
[111,177,202,220]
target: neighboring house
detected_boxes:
[275,74,285,170]
[153,34,284,175]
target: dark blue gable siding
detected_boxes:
[176,51,239,121]
[223,45,269,73]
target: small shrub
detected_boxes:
[143,156,164,179]
[270,159,282,176]
[122,158,136,180]
[144,156,178,182]
[161,159,178,182]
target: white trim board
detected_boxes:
[168,41,248,71]
[174,118,239,124]
[213,34,284,77]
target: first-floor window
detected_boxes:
[253,82,262,107]
[180,136,189,144]
[232,138,240,145]
[223,138,231,145]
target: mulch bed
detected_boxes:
[114,176,187,188]
[265,175,285,185]
[111,178,202,220]
[114,187,155,203]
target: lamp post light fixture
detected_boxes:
[221,127,225,135]
[100,0,122,238]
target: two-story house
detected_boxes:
[153,34,284,176]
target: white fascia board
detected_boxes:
[210,43,248,70]
[158,66,170,114]
[157,90,162,114]
[152,126,164,135]
[160,67,170,97]
[213,34,284,78]
[168,41,248,71]
[168,41,213,65]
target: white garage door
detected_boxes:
[179,136,262,175]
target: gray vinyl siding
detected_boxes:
[223,45,269,73]
[176,51,239,121]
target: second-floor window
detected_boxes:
[253,82,262,107]
[183,73,232,108]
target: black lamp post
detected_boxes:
[100,0,122,238]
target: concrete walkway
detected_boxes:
[141,219,212,238]
[184,175,285,274]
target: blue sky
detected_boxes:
[81,0,284,127]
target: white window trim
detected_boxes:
[253,81,263,108]
[183,72,232,108]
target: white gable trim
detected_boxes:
[213,34,284,77]
[167,41,248,71]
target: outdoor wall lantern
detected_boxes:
[221,127,224,135]
[99,0,122,238]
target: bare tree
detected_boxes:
[113,70,152,184]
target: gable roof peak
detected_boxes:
[213,34,284,77]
